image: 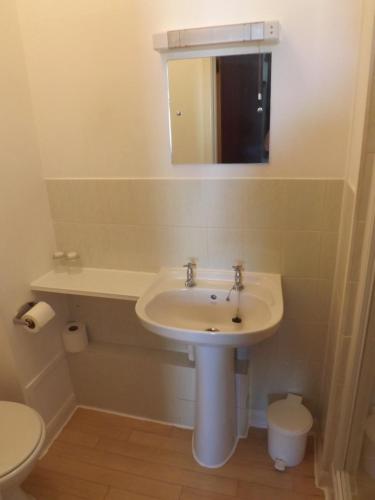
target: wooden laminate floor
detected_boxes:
[23,408,325,500]
[355,470,375,499]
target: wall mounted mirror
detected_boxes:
[167,53,272,165]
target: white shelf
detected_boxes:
[30,267,156,301]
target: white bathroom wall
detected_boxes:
[16,0,361,179]
[0,0,75,438]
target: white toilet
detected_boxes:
[0,402,45,500]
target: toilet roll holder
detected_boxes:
[13,302,37,329]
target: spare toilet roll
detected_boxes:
[22,301,56,333]
[62,322,88,353]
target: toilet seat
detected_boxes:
[0,402,44,479]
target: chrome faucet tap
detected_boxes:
[232,264,244,291]
[184,261,196,288]
[226,264,244,302]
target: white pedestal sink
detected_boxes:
[136,268,283,468]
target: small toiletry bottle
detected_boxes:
[66,251,81,274]
[52,251,66,273]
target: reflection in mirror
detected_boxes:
[168,53,272,165]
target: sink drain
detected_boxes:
[205,327,220,332]
[232,316,242,324]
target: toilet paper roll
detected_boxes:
[22,302,56,333]
[62,322,88,353]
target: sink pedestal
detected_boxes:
[136,267,284,468]
[193,346,237,468]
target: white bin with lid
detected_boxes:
[267,393,313,470]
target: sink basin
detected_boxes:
[135,267,283,468]
[136,268,283,346]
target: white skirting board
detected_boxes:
[43,394,76,450]
[23,351,76,447]
[76,405,267,435]
[78,404,194,430]
[249,409,268,428]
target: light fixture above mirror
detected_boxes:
[153,21,280,51]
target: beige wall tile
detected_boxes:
[276,322,327,370]
[68,345,195,426]
[85,299,137,343]
[290,359,323,414]
[47,180,74,223]
[306,323,329,365]
[243,180,284,229]
[335,336,352,385]
[207,228,243,269]
[322,181,344,231]
[48,180,120,225]
[135,324,188,353]
[54,221,141,272]
[56,222,207,272]
[314,280,333,323]
[108,225,139,271]
[242,230,282,273]
[172,227,209,268]
[282,231,321,278]
[276,321,310,362]
[319,232,339,279]
[83,181,127,225]
[331,289,342,335]
[162,181,206,227]
[54,222,86,257]
[283,180,325,230]
[203,180,245,228]
[335,183,355,292]
[106,181,138,226]
[82,224,112,267]
[250,335,279,409]
[129,180,166,226]
[49,179,345,279]
[57,222,139,270]
[283,278,318,321]
[48,178,346,421]
[342,280,359,336]
[264,321,326,415]
[136,226,208,271]
[319,172,368,466]
[68,296,105,339]
[132,180,206,227]
[71,295,187,353]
